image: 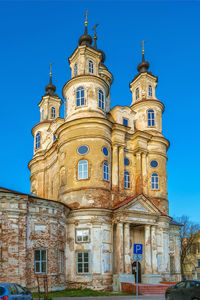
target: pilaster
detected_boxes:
[124,223,131,274]
[116,223,124,273]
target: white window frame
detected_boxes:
[35,132,40,149]
[151,172,159,190]
[76,229,89,243]
[88,60,94,73]
[103,161,109,181]
[78,160,88,180]
[124,171,130,189]
[76,87,85,107]
[147,109,155,127]
[51,107,56,118]
[34,249,47,274]
[148,85,153,97]
[135,87,139,100]
[98,89,104,110]
[76,252,89,274]
[74,63,78,77]
[59,250,64,273]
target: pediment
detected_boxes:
[114,194,161,215]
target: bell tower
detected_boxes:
[129,42,164,135]
[62,17,113,121]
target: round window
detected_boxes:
[102,147,109,156]
[124,158,130,166]
[77,145,89,155]
[150,160,158,168]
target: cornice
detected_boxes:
[131,99,165,113]
[62,74,109,98]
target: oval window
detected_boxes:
[77,145,89,155]
[102,147,108,156]
[150,160,158,168]
[124,158,130,166]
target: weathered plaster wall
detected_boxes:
[0,191,69,291]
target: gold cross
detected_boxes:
[50,62,53,76]
[93,24,99,35]
[140,40,146,54]
[84,10,90,24]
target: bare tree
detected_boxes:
[176,215,199,279]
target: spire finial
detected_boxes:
[84,10,90,27]
[93,24,99,49]
[49,62,53,84]
[137,40,150,73]
[140,40,146,61]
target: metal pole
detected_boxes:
[136,259,138,297]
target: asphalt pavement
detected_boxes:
[53,295,165,300]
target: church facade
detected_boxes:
[0,21,181,291]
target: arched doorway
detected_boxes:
[132,261,141,283]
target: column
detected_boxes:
[116,223,124,273]
[151,226,158,273]
[144,225,152,274]
[112,145,119,191]
[124,223,131,273]
[136,152,142,195]
[163,228,170,273]
[119,146,124,190]
[142,152,148,195]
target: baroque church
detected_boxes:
[0,19,181,291]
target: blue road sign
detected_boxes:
[134,243,143,254]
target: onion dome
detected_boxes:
[137,53,149,73]
[79,21,92,46]
[45,72,56,96]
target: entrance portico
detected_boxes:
[112,194,171,287]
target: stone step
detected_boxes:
[122,282,173,294]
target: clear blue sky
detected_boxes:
[0,1,199,222]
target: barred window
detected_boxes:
[35,133,40,149]
[148,85,153,97]
[88,60,94,73]
[103,161,109,181]
[51,107,56,118]
[34,249,47,273]
[77,252,89,274]
[98,89,104,110]
[59,250,64,273]
[151,173,159,190]
[76,87,85,106]
[147,109,155,127]
[124,171,130,189]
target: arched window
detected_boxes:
[78,160,88,180]
[135,88,139,100]
[74,63,78,76]
[103,161,109,181]
[148,85,153,97]
[98,89,104,110]
[51,107,55,118]
[88,60,94,73]
[151,173,159,190]
[35,132,40,149]
[76,87,85,106]
[124,171,130,189]
[147,109,155,127]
